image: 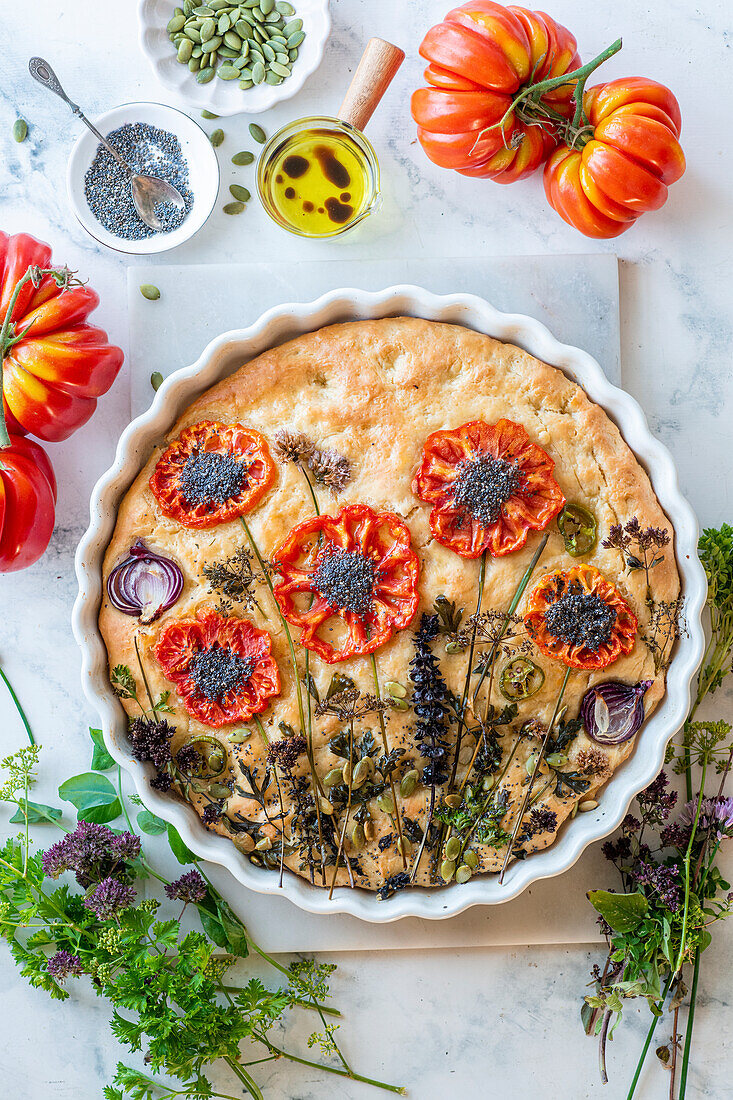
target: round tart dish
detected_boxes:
[97,315,687,903]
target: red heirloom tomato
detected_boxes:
[523,564,637,670]
[149,420,277,529]
[154,609,281,727]
[0,433,56,572]
[543,78,685,238]
[411,1,581,182]
[273,503,420,664]
[412,418,565,559]
[0,232,124,442]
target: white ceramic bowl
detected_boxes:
[138,0,331,117]
[73,287,706,923]
[67,101,220,256]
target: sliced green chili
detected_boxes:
[499,657,545,701]
[557,503,597,556]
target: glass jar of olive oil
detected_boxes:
[257,116,381,238]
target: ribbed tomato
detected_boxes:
[411,2,581,182]
[0,433,56,572]
[543,78,685,238]
[0,232,124,442]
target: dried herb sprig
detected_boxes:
[203,545,267,616]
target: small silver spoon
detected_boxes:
[29,56,185,232]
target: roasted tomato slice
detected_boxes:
[272,503,420,664]
[412,418,565,558]
[154,608,281,727]
[523,564,638,670]
[149,420,276,529]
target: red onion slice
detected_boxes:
[107,540,183,623]
[581,680,652,745]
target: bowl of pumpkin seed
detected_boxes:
[138,0,331,116]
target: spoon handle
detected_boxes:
[28,57,131,177]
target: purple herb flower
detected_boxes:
[525,807,558,837]
[84,877,136,920]
[202,801,224,825]
[631,860,681,911]
[165,870,207,905]
[637,771,677,824]
[128,716,175,769]
[150,772,172,792]
[679,796,733,841]
[42,822,139,889]
[602,835,632,863]
[660,819,692,850]
[46,950,83,982]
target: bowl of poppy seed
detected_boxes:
[138,0,331,117]
[67,101,219,255]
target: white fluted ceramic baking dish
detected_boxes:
[73,286,706,922]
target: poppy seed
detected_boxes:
[189,644,255,701]
[544,591,617,652]
[312,548,375,613]
[179,450,246,506]
[451,454,520,525]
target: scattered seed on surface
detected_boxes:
[249,122,266,143]
[140,284,161,301]
[232,150,255,165]
[209,128,225,146]
[223,200,246,214]
[150,371,164,390]
[201,109,220,118]
[12,118,28,143]
[229,184,251,201]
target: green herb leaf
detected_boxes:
[89,727,115,771]
[9,798,62,825]
[136,809,167,835]
[58,772,121,824]
[587,889,648,933]
[166,823,196,864]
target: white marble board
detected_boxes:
[126,253,619,951]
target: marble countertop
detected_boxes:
[1,1,732,1097]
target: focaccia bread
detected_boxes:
[100,318,680,898]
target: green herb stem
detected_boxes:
[261,1039,406,1095]
[370,653,407,868]
[678,951,701,1099]
[0,663,35,744]
[449,549,488,789]
[626,973,674,1100]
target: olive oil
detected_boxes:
[258,118,380,237]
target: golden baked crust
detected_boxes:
[100,318,680,894]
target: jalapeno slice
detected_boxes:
[557,503,597,557]
[176,734,227,779]
[499,658,545,701]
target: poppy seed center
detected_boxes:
[544,591,617,652]
[452,454,520,525]
[189,644,255,700]
[312,547,375,614]
[180,451,246,506]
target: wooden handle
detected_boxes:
[337,38,405,132]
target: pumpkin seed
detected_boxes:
[191,44,203,56]
[318,795,334,816]
[238,79,254,89]
[201,109,219,119]
[377,792,395,815]
[218,64,240,79]
[218,45,239,58]
[579,799,599,812]
[525,753,537,775]
[177,38,194,62]
[12,118,27,143]
[482,775,495,791]
[188,56,201,70]
[232,149,255,164]
[243,0,260,6]
[251,60,265,84]
[440,859,456,882]
[289,47,298,61]
[351,823,366,851]
[253,27,266,43]
[456,864,472,884]
[233,53,249,68]
[209,0,230,8]
[139,284,161,301]
[385,681,406,698]
[286,29,304,47]
[236,19,254,36]
[399,769,419,798]
[261,41,276,61]
[223,200,245,214]
[208,783,232,799]
[254,835,272,851]
[464,849,479,870]
[199,16,215,39]
[209,128,225,145]
[397,836,412,857]
[224,29,242,48]
[546,752,568,767]
[201,35,223,51]
[260,0,275,12]
[248,853,264,866]
[323,767,343,788]
[352,758,370,788]
[167,13,187,32]
[444,792,462,809]
[150,371,164,391]
[217,12,231,33]
[251,5,265,20]
[227,728,251,742]
[183,0,195,13]
[388,695,409,711]
[444,836,460,862]
[193,4,215,14]
[185,25,202,42]
[284,18,302,32]
[276,0,295,13]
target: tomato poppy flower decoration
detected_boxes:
[523,564,638,671]
[154,609,281,727]
[412,418,565,559]
[273,503,420,664]
[149,420,276,529]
